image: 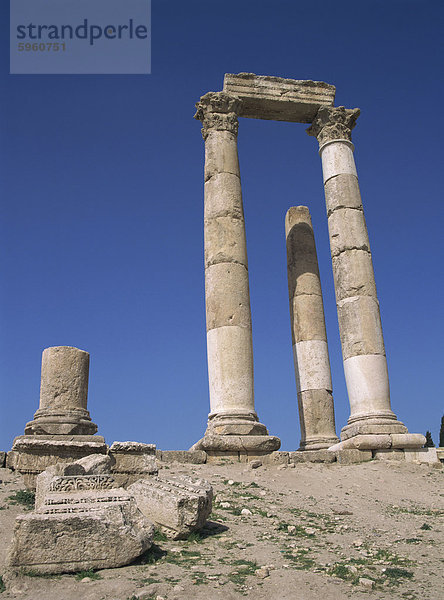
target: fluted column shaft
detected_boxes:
[286,206,339,449]
[308,107,406,439]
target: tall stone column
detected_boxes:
[285,206,339,450]
[192,92,280,456]
[307,107,409,443]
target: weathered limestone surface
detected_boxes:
[109,441,158,487]
[0,451,6,467]
[290,450,336,464]
[10,347,107,488]
[286,206,338,450]
[336,449,373,464]
[7,460,154,574]
[7,435,107,490]
[156,450,207,464]
[404,448,440,464]
[307,107,422,449]
[223,73,335,122]
[193,90,280,454]
[25,347,98,436]
[128,474,213,540]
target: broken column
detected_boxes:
[8,346,107,488]
[192,91,280,457]
[307,107,424,450]
[285,206,339,450]
[26,346,97,436]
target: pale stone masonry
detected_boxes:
[192,91,280,456]
[285,206,339,450]
[191,73,425,457]
[25,346,98,436]
[307,106,424,450]
[9,346,106,488]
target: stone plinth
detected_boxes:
[25,347,97,436]
[109,441,158,487]
[7,435,107,490]
[223,73,335,122]
[286,206,339,450]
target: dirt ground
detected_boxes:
[0,459,443,600]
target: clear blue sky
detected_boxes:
[1,0,443,451]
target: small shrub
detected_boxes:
[7,490,35,509]
[385,567,414,580]
[0,575,6,593]
[74,569,101,581]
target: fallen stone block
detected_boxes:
[7,462,155,574]
[109,441,158,487]
[128,474,213,539]
[0,451,6,468]
[6,501,153,574]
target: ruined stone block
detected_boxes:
[7,463,154,574]
[109,441,158,487]
[290,450,336,464]
[128,474,213,540]
[0,451,6,468]
[223,73,335,123]
[7,502,153,574]
[336,449,373,464]
[7,435,108,490]
[156,450,207,464]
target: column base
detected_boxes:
[204,411,269,436]
[6,435,107,490]
[299,435,340,451]
[340,415,408,441]
[329,432,426,453]
[25,407,98,436]
[190,434,281,458]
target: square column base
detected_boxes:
[7,435,108,490]
[190,434,281,461]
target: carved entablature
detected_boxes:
[194,91,242,140]
[49,474,115,492]
[307,106,360,147]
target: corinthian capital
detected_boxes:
[307,106,360,147]
[194,91,242,140]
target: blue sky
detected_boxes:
[1,0,443,452]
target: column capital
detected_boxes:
[194,91,242,140]
[307,106,360,147]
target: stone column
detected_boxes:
[307,107,408,442]
[192,92,280,455]
[285,206,339,450]
[9,346,106,489]
[25,346,98,436]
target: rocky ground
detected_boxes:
[0,459,443,600]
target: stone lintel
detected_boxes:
[223,72,335,123]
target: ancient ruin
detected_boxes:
[286,206,339,450]
[193,73,425,457]
[7,346,107,488]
